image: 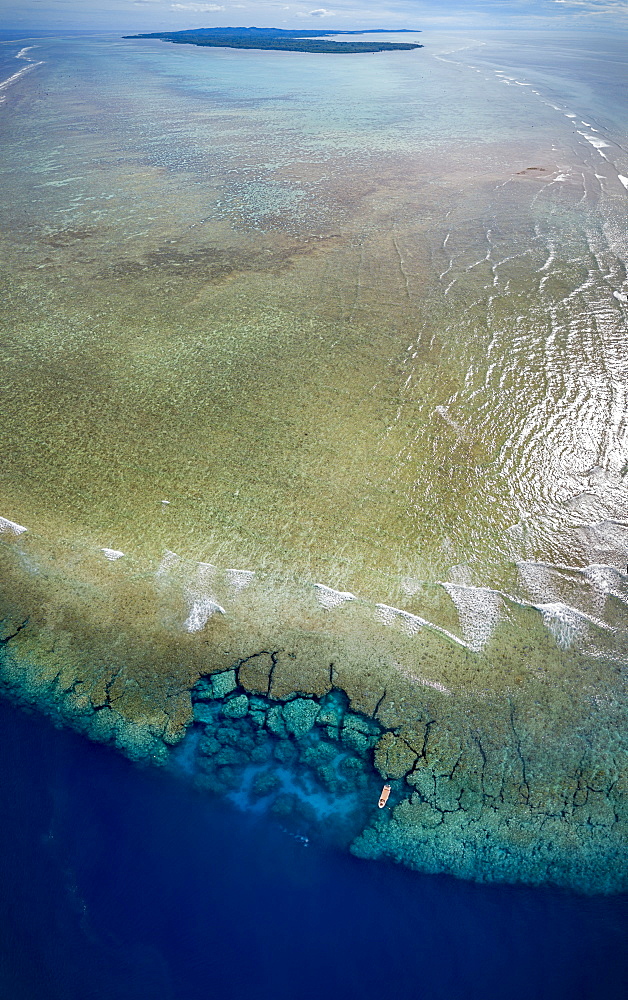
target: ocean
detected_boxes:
[0,22,628,976]
[1,700,626,1000]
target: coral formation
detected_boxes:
[2,566,626,896]
[177,676,382,845]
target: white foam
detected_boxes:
[375,603,471,648]
[395,661,452,695]
[618,175,628,191]
[535,603,585,648]
[434,405,467,439]
[583,563,625,597]
[0,45,43,106]
[440,583,502,652]
[0,516,27,535]
[196,561,217,584]
[518,561,560,603]
[578,520,628,565]
[156,549,179,577]
[416,676,451,695]
[101,547,124,561]
[533,601,610,648]
[226,568,255,591]
[184,598,225,632]
[314,584,356,610]
[515,559,618,628]
[448,563,474,585]
[0,63,39,93]
[577,131,610,150]
[613,290,628,303]
[375,603,423,634]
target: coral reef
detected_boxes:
[357,711,628,893]
[2,565,627,895]
[178,676,382,845]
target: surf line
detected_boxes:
[0,45,44,105]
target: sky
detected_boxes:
[2,0,627,33]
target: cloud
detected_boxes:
[552,0,628,9]
[10,0,628,33]
[170,2,225,9]
[296,7,336,16]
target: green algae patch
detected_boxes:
[282,698,320,738]
[212,670,238,699]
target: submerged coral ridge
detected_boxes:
[178,678,383,843]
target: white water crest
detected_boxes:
[440,583,502,652]
[101,548,124,561]
[0,45,43,106]
[225,568,255,591]
[533,601,609,650]
[184,597,225,633]
[375,604,472,649]
[314,584,356,610]
[0,516,27,535]
[156,550,180,579]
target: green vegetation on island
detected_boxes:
[124,26,423,54]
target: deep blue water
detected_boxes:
[0,700,626,1000]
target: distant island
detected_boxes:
[124,26,423,54]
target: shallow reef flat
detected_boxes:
[1,32,628,893]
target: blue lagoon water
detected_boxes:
[1,700,626,1000]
